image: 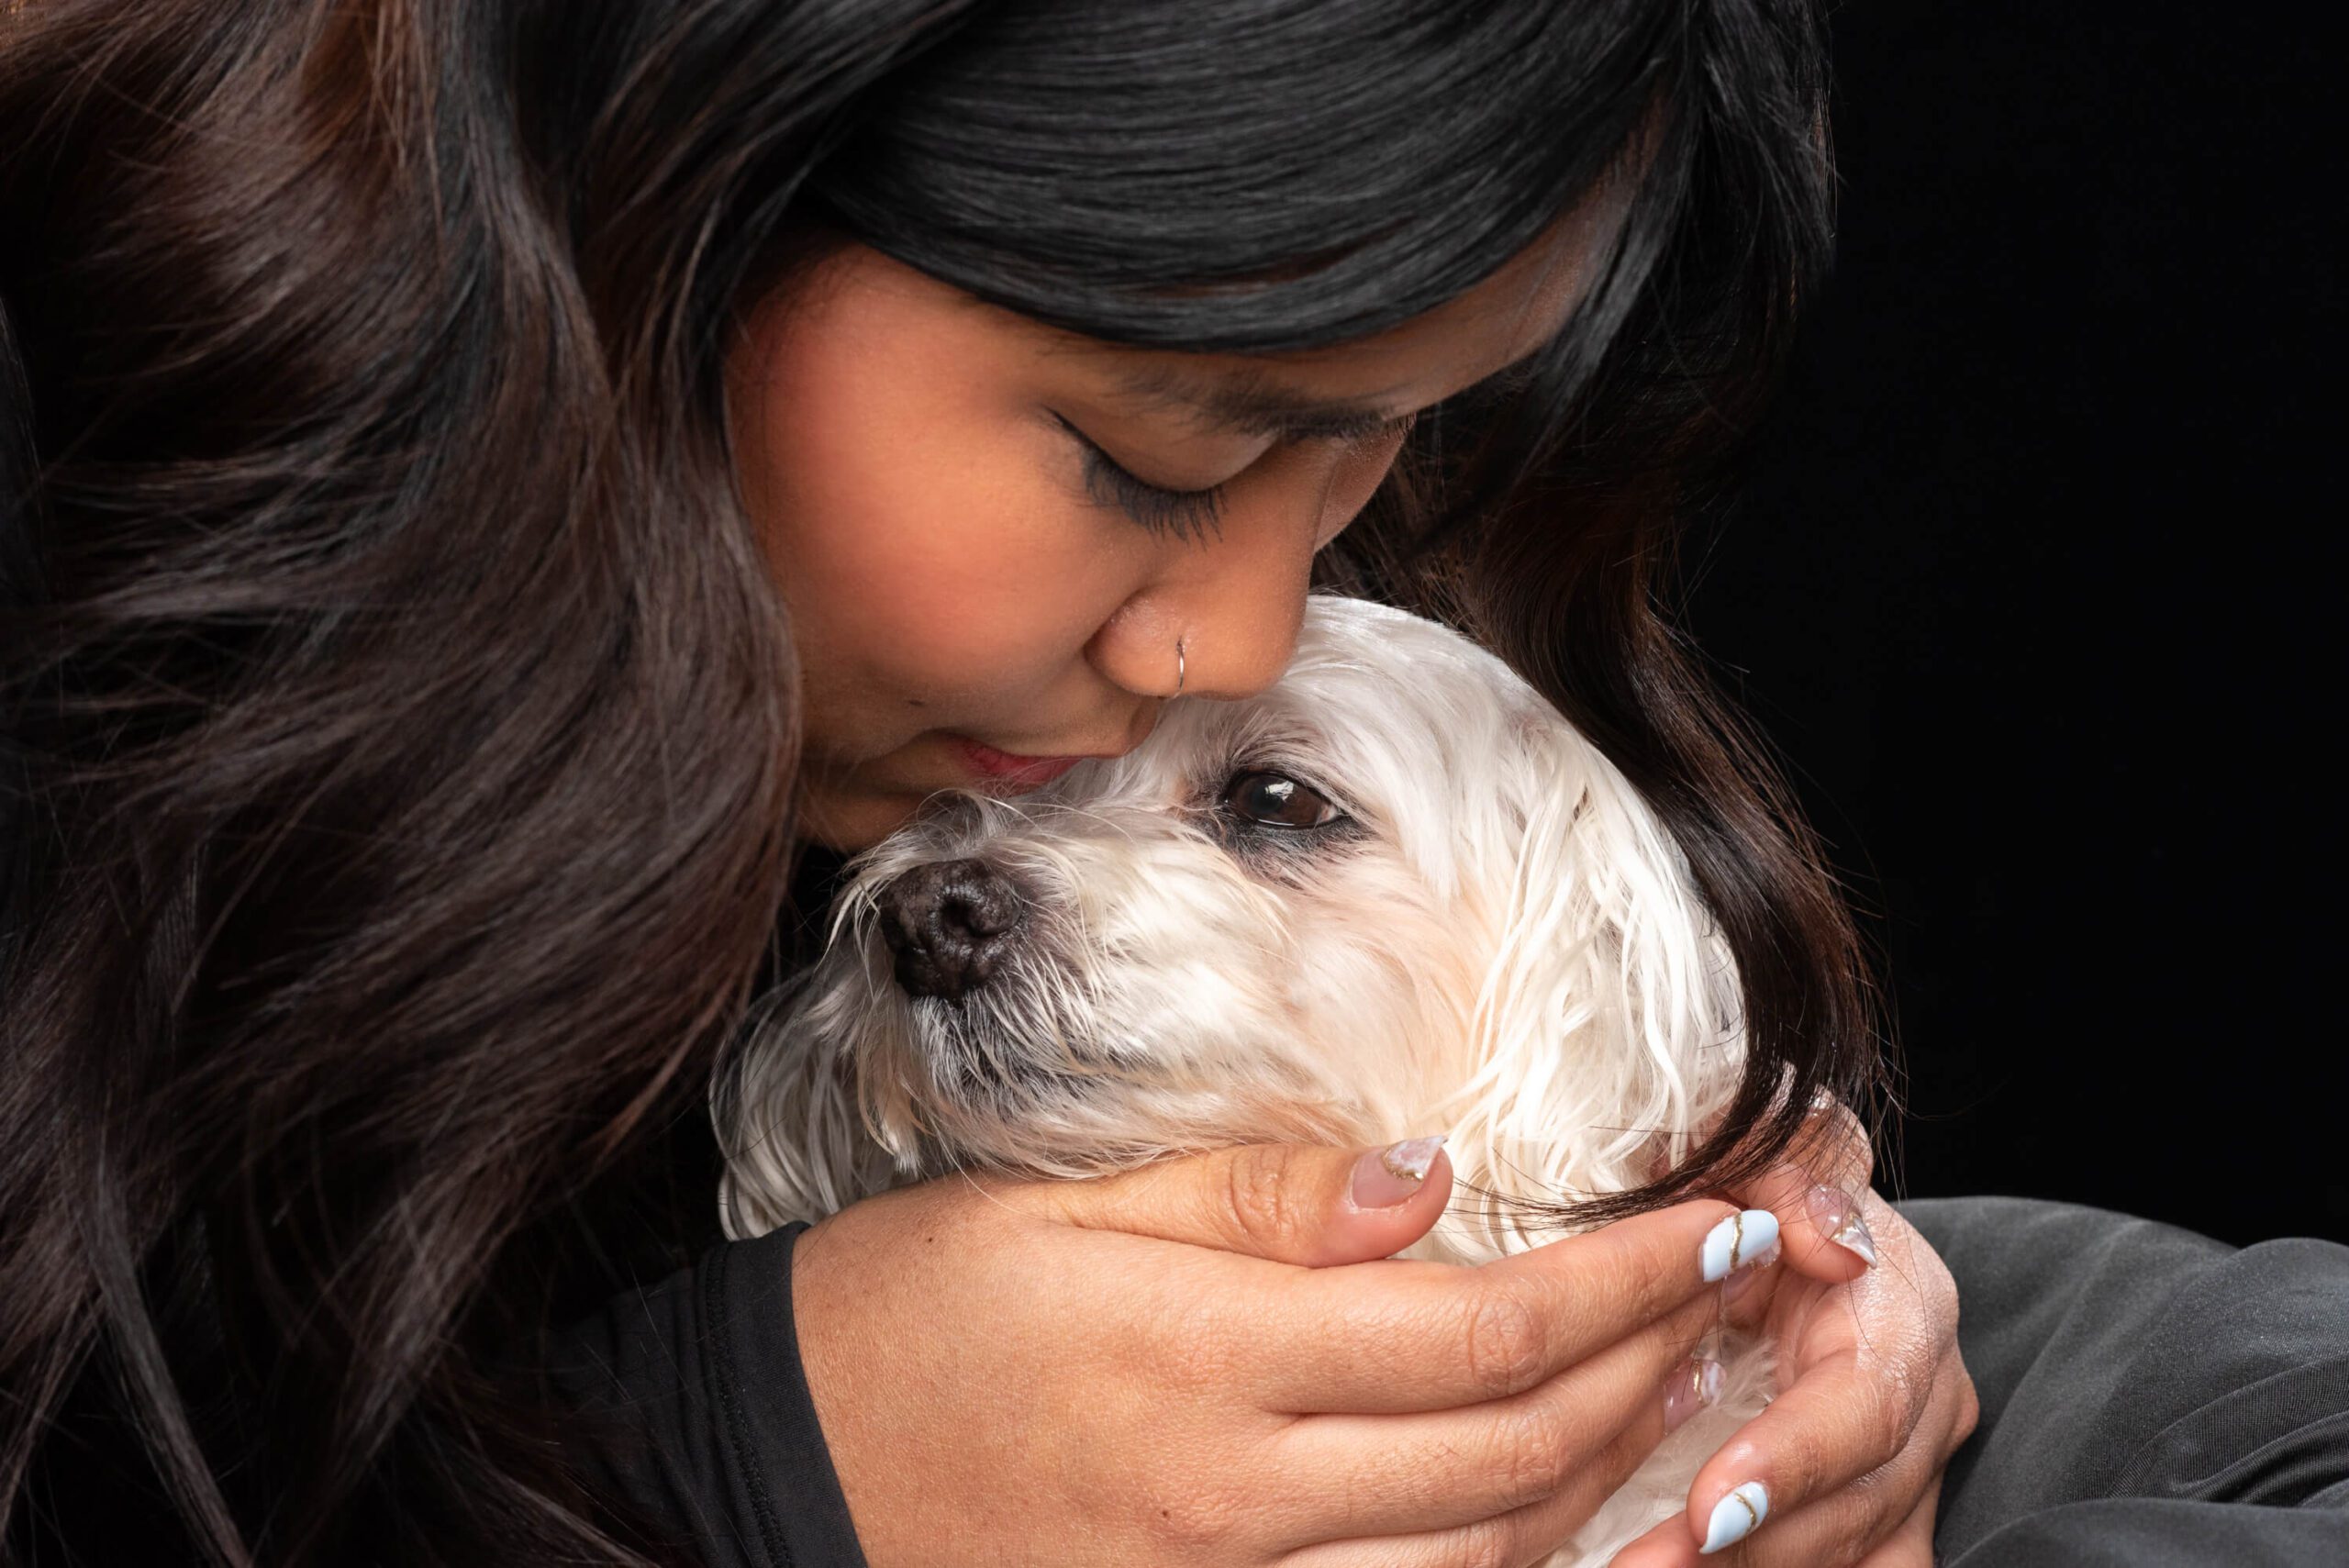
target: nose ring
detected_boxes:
[1174,637,1186,697]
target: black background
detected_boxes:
[1682,0,2342,1247]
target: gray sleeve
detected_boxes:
[1898,1197,2349,1566]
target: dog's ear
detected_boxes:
[713,974,896,1239]
[1431,707,1746,1255]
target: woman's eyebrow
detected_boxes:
[1102,361,1416,442]
[1101,339,1554,443]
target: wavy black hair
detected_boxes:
[0,1,1872,1562]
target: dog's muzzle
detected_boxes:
[877,858,1026,1001]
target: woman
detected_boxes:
[5,4,2341,1567]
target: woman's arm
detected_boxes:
[554,1140,1766,1568]
[545,1108,2010,1568]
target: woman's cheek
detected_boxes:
[804,461,1139,701]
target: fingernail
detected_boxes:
[1351,1136,1445,1208]
[1720,1239,1781,1305]
[1699,1208,1780,1282]
[1663,1355,1724,1432]
[1699,1480,1770,1554]
[1805,1184,1879,1266]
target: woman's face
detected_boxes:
[727,205,1617,851]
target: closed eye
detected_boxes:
[1052,413,1228,543]
[1051,410,1418,546]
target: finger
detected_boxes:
[1673,1343,1918,1558]
[1717,1097,1879,1289]
[1271,1284,1725,1543]
[1603,1430,1943,1568]
[1852,1480,1942,1568]
[1004,1137,1458,1268]
[1674,1348,1964,1565]
[1609,1509,1708,1568]
[1252,1198,1782,1414]
[1695,1407,1953,1568]
[1787,1091,1876,1193]
[1279,1361,1694,1568]
[1723,1163,1877,1289]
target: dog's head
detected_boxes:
[718,595,1745,1253]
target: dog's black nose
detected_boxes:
[877,858,1026,1000]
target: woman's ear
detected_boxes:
[1430,710,1747,1258]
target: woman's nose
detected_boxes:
[1092,556,1308,703]
[1090,444,1393,703]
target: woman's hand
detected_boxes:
[790,1140,1782,1567]
[1610,1108,1980,1567]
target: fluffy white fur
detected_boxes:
[716,594,1773,1565]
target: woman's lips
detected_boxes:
[946,736,1097,790]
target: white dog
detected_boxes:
[716,593,1774,1564]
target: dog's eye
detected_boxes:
[1220,770,1343,829]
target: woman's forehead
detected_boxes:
[809,187,1622,431]
[1041,197,1620,427]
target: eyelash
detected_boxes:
[1052,411,1419,546]
[1052,414,1229,544]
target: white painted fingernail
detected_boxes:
[1699,1480,1770,1553]
[1700,1209,1781,1283]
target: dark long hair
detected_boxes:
[0,1,1872,1562]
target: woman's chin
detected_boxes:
[793,784,928,854]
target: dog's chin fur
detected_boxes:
[716,594,1774,1565]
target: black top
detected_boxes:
[7,846,868,1568]
[549,1220,866,1568]
[545,838,865,1568]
